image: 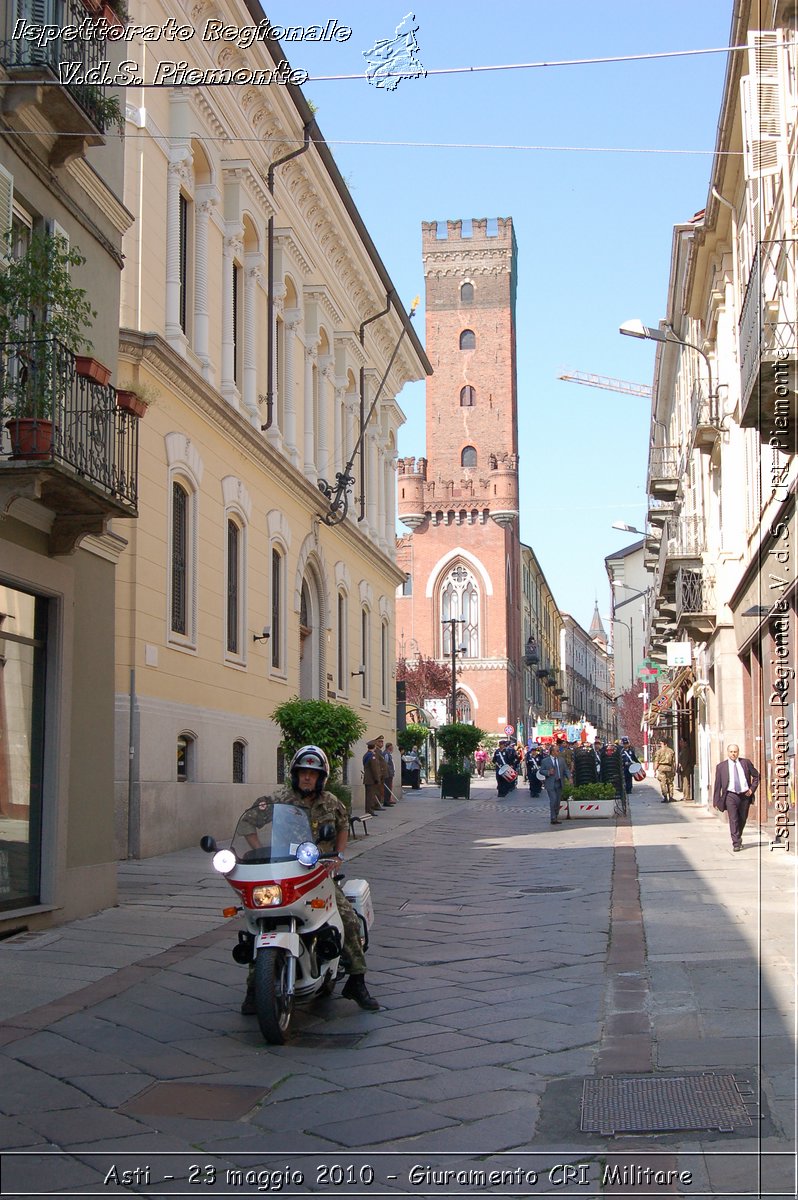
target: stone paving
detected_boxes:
[0,780,794,1198]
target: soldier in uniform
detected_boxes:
[241,745,379,1014]
[653,737,676,803]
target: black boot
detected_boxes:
[341,974,379,1011]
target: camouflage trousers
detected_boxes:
[245,880,365,990]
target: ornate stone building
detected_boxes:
[396,218,523,737]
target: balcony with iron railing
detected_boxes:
[1,0,110,165]
[689,378,720,450]
[675,566,716,636]
[1,335,138,552]
[738,239,797,433]
[647,444,680,499]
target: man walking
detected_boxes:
[653,738,676,803]
[712,743,760,852]
[541,743,570,825]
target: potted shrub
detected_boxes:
[0,230,97,458]
[271,698,366,800]
[115,380,158,418]
[436,722,485,799]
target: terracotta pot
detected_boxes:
[6,418,54,460]
[115,390,148,418]
[101,3,124,26]
[81,0,104,13]
[74,356,112,386]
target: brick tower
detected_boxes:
[397,218,522,738]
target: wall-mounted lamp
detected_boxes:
[253,626,271,643]
[351,664,366,677]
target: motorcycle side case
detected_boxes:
[342,878,374,930]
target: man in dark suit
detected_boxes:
[712,743,760,852]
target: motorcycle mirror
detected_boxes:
[296,841,320,867]
[200,835,217,853]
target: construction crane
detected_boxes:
[558,370,652,400]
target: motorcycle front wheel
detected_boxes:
[254,948,293,1043]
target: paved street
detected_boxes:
[0,781,794,1198]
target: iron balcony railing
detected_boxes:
[1,0,109,132]
[739,239,798,410]
[1,335,138,509]
[647,444,679,483]
[675,567,716,623]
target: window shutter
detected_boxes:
[740,31,782,179]
[0,167,13,251]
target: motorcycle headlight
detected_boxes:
[252,884,282,907]
[212,849,236,875]
[296,841,320,867]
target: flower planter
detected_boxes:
[101,3,124,27]
[6,418,54,460]
[115,390,148,418]
[75,356,112,386]
[569,798,615,819]
[440,771,470,799]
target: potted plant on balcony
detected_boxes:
[115,379,158,418]
[436,722,485,799]
[0,230,97,458]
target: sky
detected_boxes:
[268,0,735,635]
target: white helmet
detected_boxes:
[289,745,330,794]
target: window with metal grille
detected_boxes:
[459,329,475,350]
[337,591,346,691]
[227,519,239,654]
[178,193,188,334]
[177,733,195,782]
[233,739,246,783]
[460,385,476,407]
[171,482,188,635]
[271,548,282,669]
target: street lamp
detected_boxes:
[442,617,466,723]
[619,319,717,418]
[612,521,647,536]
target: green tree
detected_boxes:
[271,698,366,782]
[397,723,428,753]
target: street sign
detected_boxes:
[504,724,515,736]
[637,665,661,679]
[666,641,692,667]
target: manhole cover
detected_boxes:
[520,885,578,894]
[120,1082,268,1120]
[581,1074,753,1135]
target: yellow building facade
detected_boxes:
[114,1,429,857]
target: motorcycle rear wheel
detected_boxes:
[254,948,293,1043]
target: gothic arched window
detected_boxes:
[460,385,475,407]
[440,563,479,658]
[461,446,477,468]
[460,282,473,302]
[456,691,472,723]
[459,329,475,350]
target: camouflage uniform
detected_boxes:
[281,786,366,975]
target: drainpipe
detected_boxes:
[711,185,738,428]
[261,126,311,431]
[357,297,391,518]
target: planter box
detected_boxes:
[75,356,112,386]
[569,798,615,819]
[116,390,148,418]
[5,417,53,459]
[440,771,470,799]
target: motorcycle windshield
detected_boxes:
[231,801,313,865]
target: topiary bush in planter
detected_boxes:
[436,722,485,798]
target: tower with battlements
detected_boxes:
[396,218,523,737]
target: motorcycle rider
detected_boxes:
[241,745,379,1015]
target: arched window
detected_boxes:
[226,518,241,655]
[455,691,472,723]
[460,282,473,302]
[170,481,193,640]
[461,446,477,468]
[232,739,246,783]
[360,606,370,701]
[381,620,389,709]
[460,385,475,407]
[271,546,283,670]
[459,329,475,350]
[337,590,347,692]
[177,733,196,782]
[440,563,479,658]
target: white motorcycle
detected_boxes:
[201,800,373,1044]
